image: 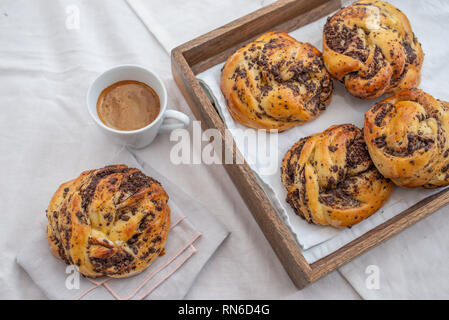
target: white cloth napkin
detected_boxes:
[196,0,449,260]
[126,0,276,53]
[16,149,229,299]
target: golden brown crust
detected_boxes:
[281,124,394,228]
[46,165,170,278]
[364,89,449,188]
[323,0,423,100]
[221,31,333,131]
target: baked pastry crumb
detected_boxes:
[221,31,333,131]
[323,0,424,100]
[46,165,170,278]
[364,89,449,188]
[281,124,393,228]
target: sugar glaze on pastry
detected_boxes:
[323,0,423,99]
[281,124,393,228]
[46,165,170,278]
[364,89,449,188]
[221,31,333,131]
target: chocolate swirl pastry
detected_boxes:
[281,124,393,228]
[46,165,170,278]
[221,31,333,131]
[323,0,423,100]
[364,89,449,188]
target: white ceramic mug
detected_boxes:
[87,65,190,149]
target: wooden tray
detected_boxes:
[171,0,449,288]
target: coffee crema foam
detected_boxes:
[97,80,160,131]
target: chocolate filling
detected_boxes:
[283,138,308,187]
[119,170,159,195]
[75,211,88,225]
[402,40,417,64]
[374,135,387,148]
[382,133,434,156]
[80,166,129,212]
[324,21,369,62]
[90,250,134,274]
[346,136,371,168]
[407,133,434,154]
[374,104,394,127]
[319,187,361,209]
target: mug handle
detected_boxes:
[160,110,190,133]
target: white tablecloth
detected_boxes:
[1,0,448,299]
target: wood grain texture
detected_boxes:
[171,0,449,289]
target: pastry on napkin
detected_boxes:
[16,149,229,300]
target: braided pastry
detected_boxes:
[281,124,393,228]
[323,0,423,100]
[221,31,333,131]
[364,89,449,188]
[46,165,170,278]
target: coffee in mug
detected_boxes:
[87,65,190,149]
[97,80,160,131]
